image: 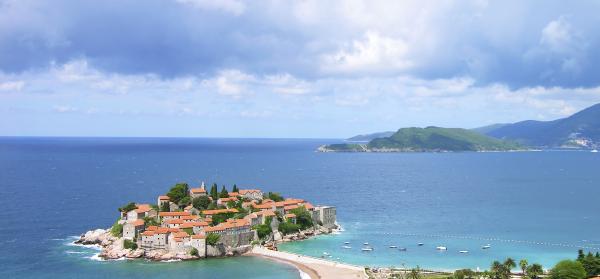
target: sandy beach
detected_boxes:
[249,246,367,279]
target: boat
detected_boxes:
[389,245,398,248]
[323,252,330,256]
[592,149,598,153]
[417,243,424,246]
[436,246,447,250]
[459,250,469,253]
[361,247,374,252]
[399,247,407,251]
[482,244,491,249]
[363,242,369,245]
[344,241,350,244]
[342,245,352,249]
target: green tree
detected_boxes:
[519,259,528,275]
[266,192,284,202]
[253,224,272,239]
[289,206,313,230]
[118,202,137,213]
[526,263,544,279]
[549,260,586,279]
[278,221,300,235]
[167,183,189,204]
[219,185,229,198]
[123,239,137,250]
[206,233,220,246]
[143,216,160,226]
[407,267,422,279]
[190,247,199,256]
[160,201,170,212]
[178,196,191,207]
[232,184,239,192]
[192,196,211,210]
[453,269,475,279]
[579,252,600,277]
[210,183,219,200]
[110,221,123,237]
[504,258,516,271]
[491,260,510,279]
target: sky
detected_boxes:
[2,0,600,138]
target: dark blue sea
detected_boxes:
[1,137,599,278]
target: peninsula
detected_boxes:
[319,127,523,152]
[76,182,337,262]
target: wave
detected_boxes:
[66,251,86,254]
[298,270,311,279]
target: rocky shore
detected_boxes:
[74,225,335,262]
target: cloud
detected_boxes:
[0,80,25,91]
[174,0,245,15]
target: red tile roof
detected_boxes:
[190,187,206,194]
[135,204,153,213]
[129,219,145,226]
[159,211,191,217]
[202,208,238,215]
[158,195,170,200]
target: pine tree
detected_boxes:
[232,184,239,192]
[219,185,229,198]
[210,183,218,200]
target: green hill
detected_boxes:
[319,127,522,152]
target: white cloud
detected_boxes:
[0,80,25,91]
[321,31,412,74]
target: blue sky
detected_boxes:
[2,0,600,138]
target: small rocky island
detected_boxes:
[76,183,337,261]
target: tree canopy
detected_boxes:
[166,183,189,204]
[550,260,586,279]
[192,196,211,210]
[219,185,229,198]
[118,202,137,213]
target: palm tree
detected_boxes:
[519,259,528,275]
[504,258,516,271]
[491,261,504,279]
[526,263,543,279]
[407,266,422,279]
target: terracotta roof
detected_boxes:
[202,208,238,215]
[284,205,299,211]
[218,197,238,203]
[141,231,155,236]
[135,204,153,213]
[190,187,206,194]
[253,203,274,209]
[165,219,184,225]
[255,210,276,217]
[228,192,240,197]
[181,215,200,221]
[239,189,261,194]
[191,234,206,239]
[158,195,170,200]
[285,213,296,218]
[159,211,191,217]
[262,199,273,203]
[174,237,183,242]
[156,227,169,233]
[303,202,314,210]
[129,219,145,226]
[179,221,209,229]
[146,226,158,231]
[167,227,181,233]
[172,231,189,238]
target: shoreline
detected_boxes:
[249,246,367,279]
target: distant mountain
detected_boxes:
[471,123,508,134]
[346,131,395,142]
[319,127,522,152]
[482,103,600,149]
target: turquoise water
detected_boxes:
[1,137,599,277]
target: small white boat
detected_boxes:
[459,250,469,254]
[436,246,447,250]
[361,247,374,252]
[342,245,352,249]
[399,247,407,251]
[323,252,330,256]
[344,241,350,244]
[363,242,369,245]
[389,245,398,248]
[591,149,598,153]
[482,244,491,249]
[417,243,424,246]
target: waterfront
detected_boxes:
[1,137,599,277]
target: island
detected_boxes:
[318,127,523,152]
[75,182,338,261]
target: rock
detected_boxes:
[161,252,175,260]
[126,249,144,258]
[273,231,283,242]
[76,229,108,245]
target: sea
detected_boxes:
[1,137,599,278]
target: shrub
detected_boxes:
[265,192,284,202]
[167,183,189,204]
[160,201,170,212]
[278,221,300,235]
[143,216,160,227]
[206,233,220,246]
[253,224,272,239]
[110,221,123,237]
[118,202,137,213]
[289,206,313,230]
[190,248,199,256]
[123,239,137,250]
[178,196,191,207]
[549,260,586,279]
[192,196,211,210]
[182,228,193,235]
